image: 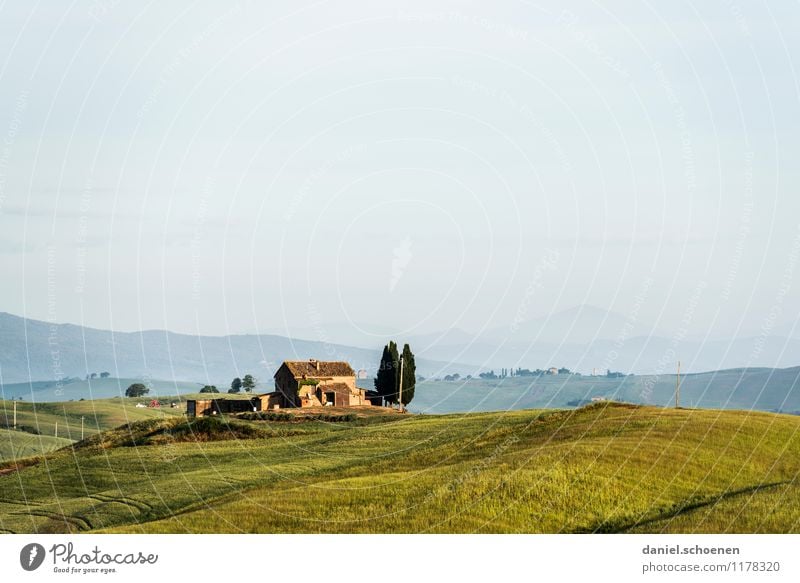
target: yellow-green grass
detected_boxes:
[1,403,799,534]
[0,398,184,462]
[0,428,73,461]
[627,482,800,533]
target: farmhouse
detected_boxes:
[186,359,372,417]
[273,359,369,407]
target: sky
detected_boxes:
[0,0,799,343]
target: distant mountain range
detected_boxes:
[412,333,800,376]
[398,305,800,375]
[0,312,467,385]
[3,305,800,386]
[264,306,652,351]
[268,305,800,375]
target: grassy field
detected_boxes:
[1,401,799,534]
[0,397,185,463]
[0,428,73,461]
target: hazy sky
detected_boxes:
[0,0,798,342]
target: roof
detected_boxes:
[277,360,356,379]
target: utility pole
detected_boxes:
[13,400,17,430]
[675,360,681,408]
[398,355,404,413]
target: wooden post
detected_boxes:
[54,421,58,439]
[398,355,404,413]
[81,416,85,441]
[675,360,681,408]
[13,400,17,430]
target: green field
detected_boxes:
[0,397,186,463]
[1,401,799,534]
[0,428,73,461]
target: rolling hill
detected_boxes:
[0,311,465,385]
[1,402,799,533]
[404,367,800,414]
[0,377,205,402]
[0,429,73,461]
[0,396,185,463]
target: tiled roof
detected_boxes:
[279,360,355,378]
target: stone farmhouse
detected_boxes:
[186,359,375,417]
[272,359,370,407]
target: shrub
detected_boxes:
[236,411,362,423]
[238,412,296,422]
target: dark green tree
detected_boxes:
[200,385,219,393]
[375,341,400,405]
[230,377,242,393]
[100,372,110,378]
[125,383,149,398]
[399,343,416,408]
[242,374,256,393]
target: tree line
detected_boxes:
[125,374,258,398]
[198,374,257,394]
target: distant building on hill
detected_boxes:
[547,367,559,375]
[357,368,368,379]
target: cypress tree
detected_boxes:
[375,341,400,405]
[400,343,416,407]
